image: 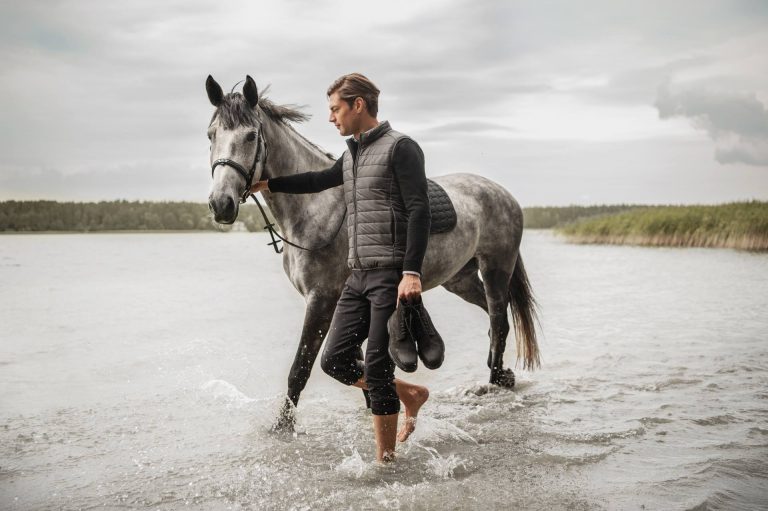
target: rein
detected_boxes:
[247,194,346,254]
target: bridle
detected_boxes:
[208,117,346,254]
[210,123,266,205]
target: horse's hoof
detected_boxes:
[271,412,295,433]
[271,400,296,433]
[490,368,515,388]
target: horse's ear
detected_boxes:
[206,75,224,107]
[243,75,259,108]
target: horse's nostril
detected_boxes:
[208,195,237,223]
[224,197,235,215]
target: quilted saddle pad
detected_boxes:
[427,179,457,234]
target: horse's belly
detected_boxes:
[421,182,482,290]
[421,233,477,291]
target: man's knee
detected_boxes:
[320,350,337,377]
[320,350,361,385]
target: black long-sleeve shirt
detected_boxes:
[268,138,430,275]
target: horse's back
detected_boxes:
[432,173,521,216]
[431,173,523,241]
[421,173,524,288]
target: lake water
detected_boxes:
[1,231,766,510]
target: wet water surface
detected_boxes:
[1,231,766,510]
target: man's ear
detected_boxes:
[354,97,366,113]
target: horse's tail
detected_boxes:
[508,255,541,370]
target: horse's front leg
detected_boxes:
[273,290,339,431]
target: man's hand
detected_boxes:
[397,273,422,305]
[250,180,269,194]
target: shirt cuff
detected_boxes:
[402,270,421,278]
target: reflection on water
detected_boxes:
[1,231,766,510]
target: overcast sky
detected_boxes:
[1,0,767,206]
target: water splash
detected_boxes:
[406,415,478,446]
[418,444,467,479]
[335,448,370,479]
[199,379,259,407]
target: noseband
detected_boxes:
[210,125,266,204]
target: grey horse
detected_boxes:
[206,75,540,430]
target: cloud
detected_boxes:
[655,81,768,166]
[1,0,768,202]
[413,121,517,142]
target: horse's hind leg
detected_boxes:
[479,261,516,388]
[441,258,488,313]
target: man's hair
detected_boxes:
[327,73,380,117]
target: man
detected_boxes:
[250,73,430,463]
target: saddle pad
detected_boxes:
[427,179,457,234]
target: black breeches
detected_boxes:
[320,268,401,416]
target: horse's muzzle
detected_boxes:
[208,194,238,224]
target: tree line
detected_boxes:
[0,200,276,232]
[522,205,642,228]
[3,201,762,243]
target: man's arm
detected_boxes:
[392,138,431,277]
[254,156,343,194]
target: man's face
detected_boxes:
[328,91,361,137]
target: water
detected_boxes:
[1,231,766,510]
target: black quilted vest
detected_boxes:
[342,121,411,270]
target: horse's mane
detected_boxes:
[210,85,335,161]
[210,85,309,128]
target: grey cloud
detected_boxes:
[655,81,768,166]
[410,121,517,143]
[572,56,713,106]
[716,141,768,166]
[427,121,517,135]
[2,0,768,201]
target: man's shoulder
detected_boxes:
[381,128,420,151]
[390,135,423,160]
[385,128,416,143]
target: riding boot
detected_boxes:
[387,300,419,372]
[410,298,445,370]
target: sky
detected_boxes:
[0,0,767,206]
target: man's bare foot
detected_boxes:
[380,450,397,464]
[398,385,429,442]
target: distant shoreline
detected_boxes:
[559,233,766,251]
[0,200,274,233]
[0,229,242,235]
[3,200,766,251]
[556,201,768,251]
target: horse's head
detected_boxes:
[206,75,266,224]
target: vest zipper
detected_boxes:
[352,142,362,268]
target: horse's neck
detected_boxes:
[260,118,344,242]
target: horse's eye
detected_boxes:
[246,132,256,142]
[207,133,213,141]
